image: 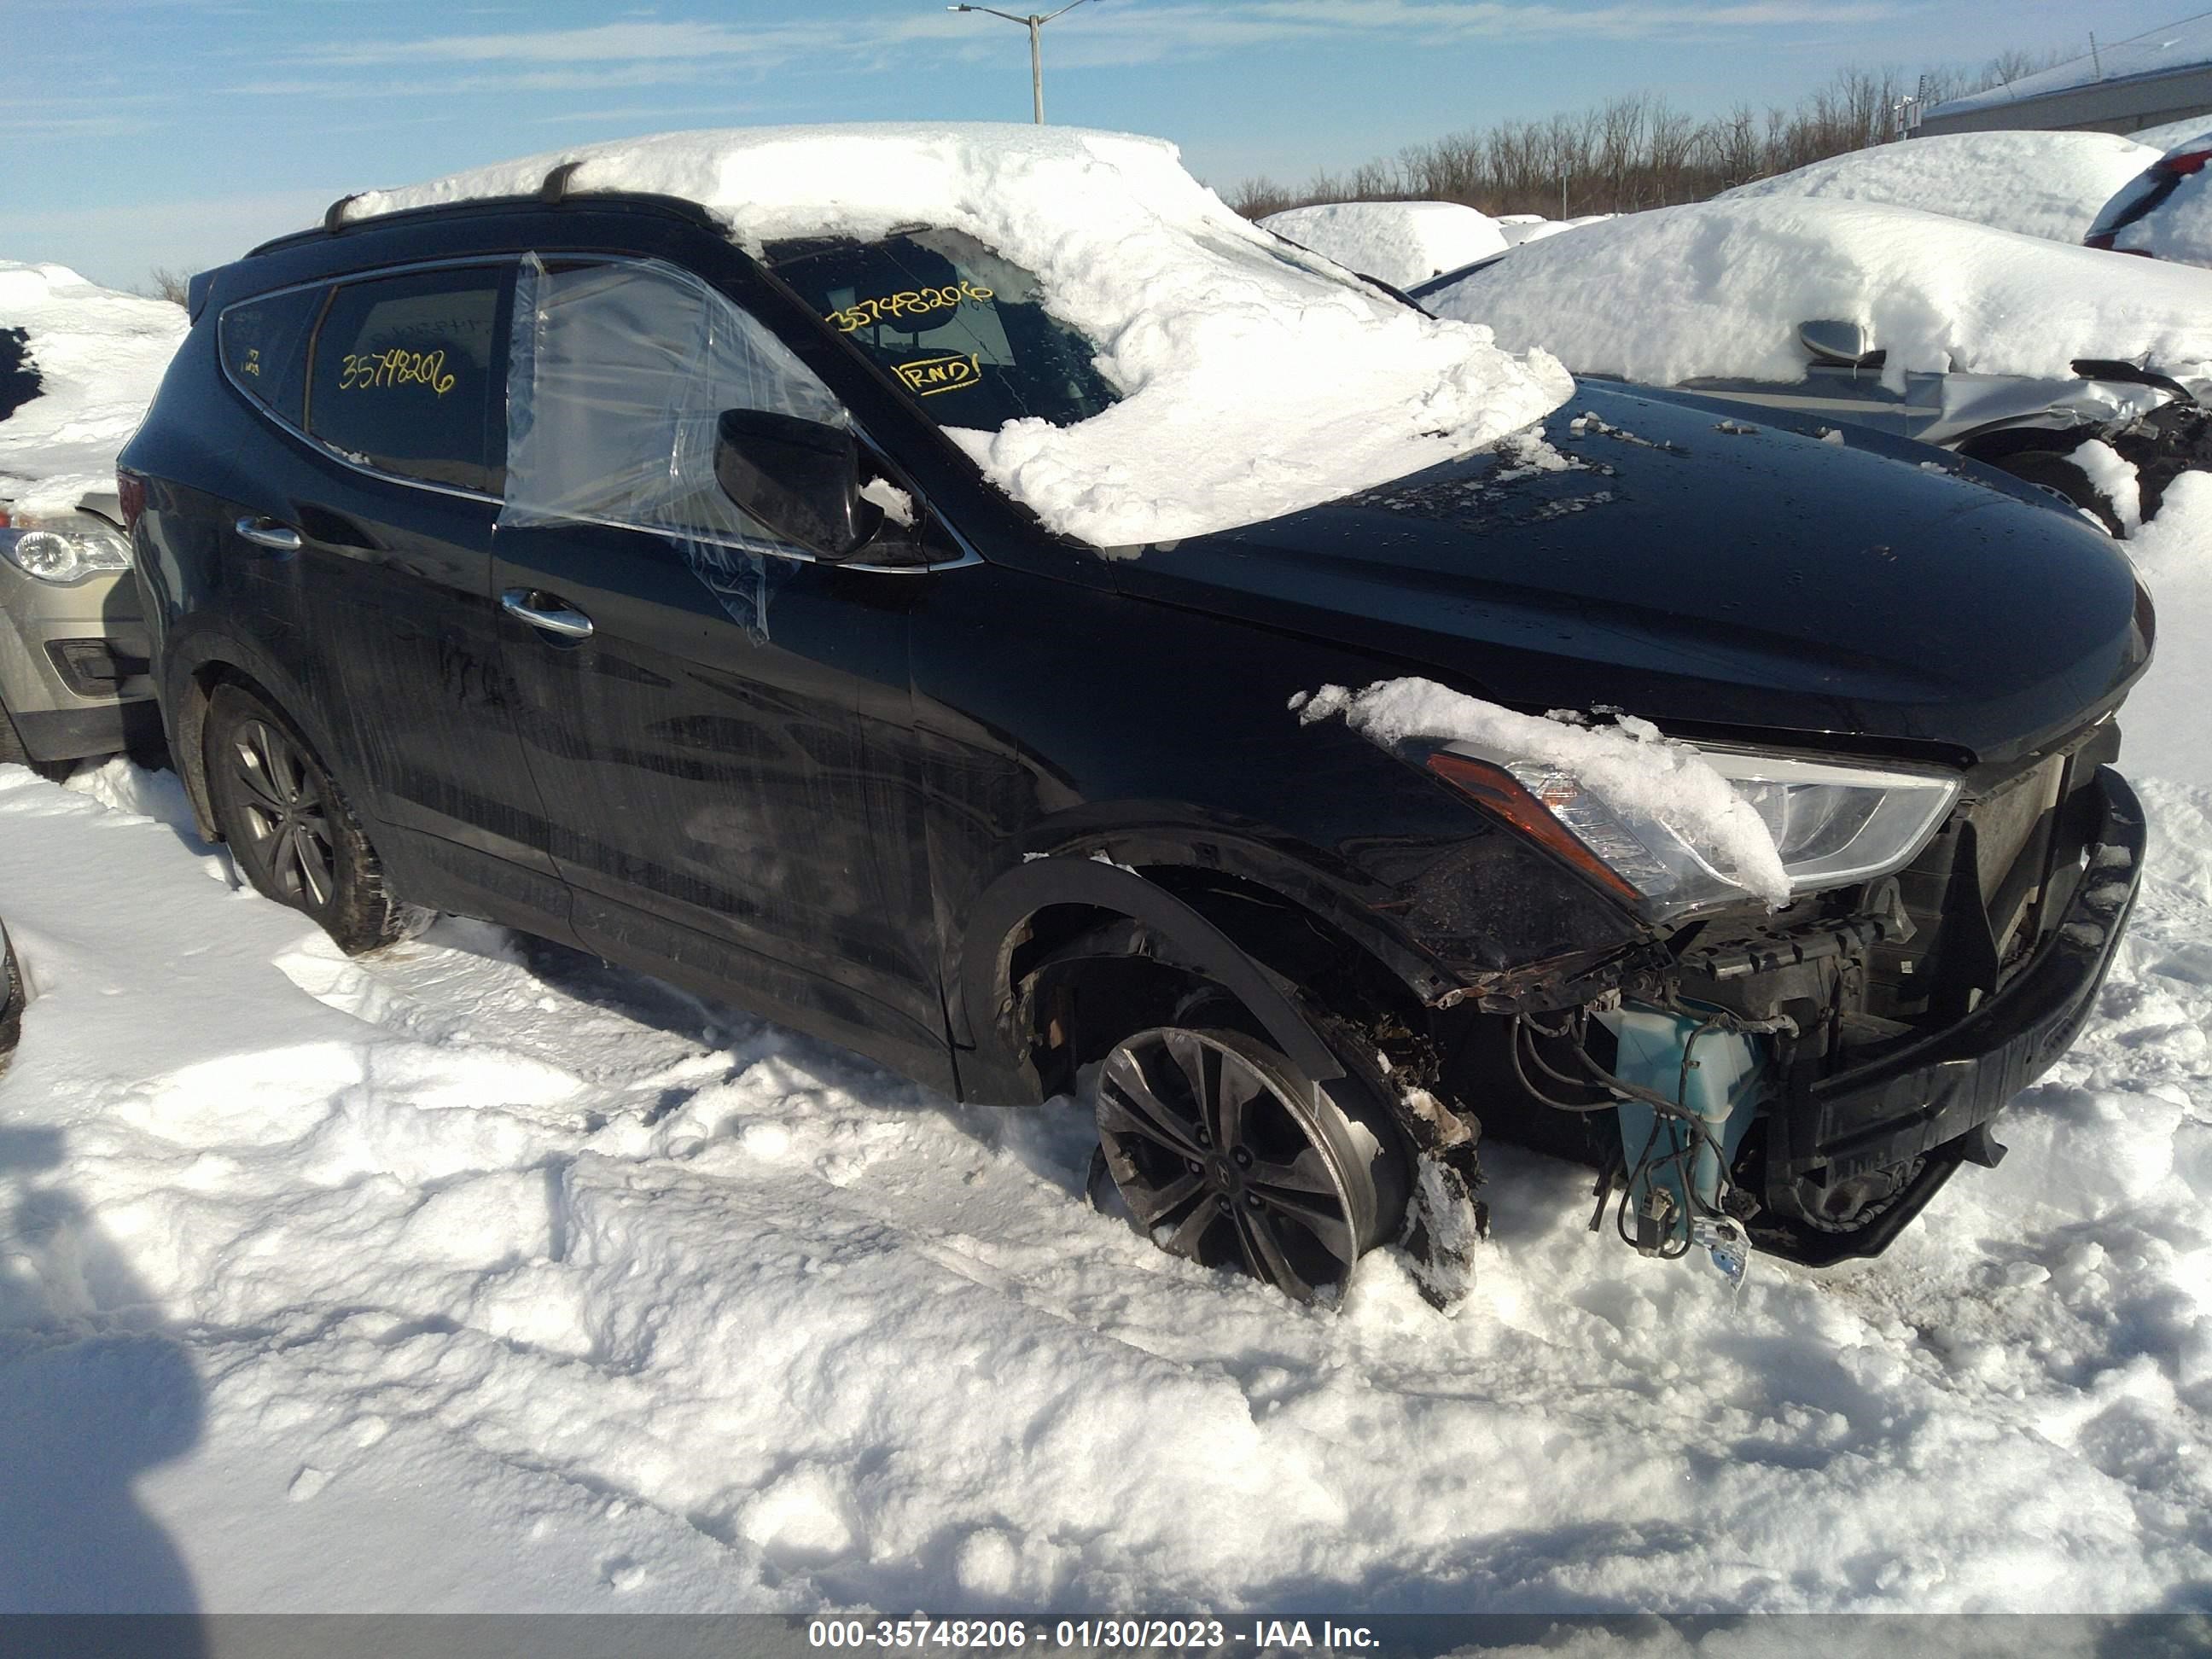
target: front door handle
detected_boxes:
[235,515,302,553]
[500,587,595,640]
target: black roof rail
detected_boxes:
[244,189,723,260]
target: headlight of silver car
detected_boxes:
[1458,742,1960,921]
[0,514,134,584]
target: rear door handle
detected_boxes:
[234,515,302,553]
[500,587,595,640]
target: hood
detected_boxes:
[1110,383,2150,765]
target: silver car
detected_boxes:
[0,487,158,772]
[1406,256,2206,534]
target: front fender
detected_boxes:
[954,854,1345,1104]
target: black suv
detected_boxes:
[119,152,2149,1303]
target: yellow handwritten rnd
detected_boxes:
[339,347,458,397]
[894,354,981,396]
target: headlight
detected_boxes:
[1441,741,1959,920]
[0,515,133,584]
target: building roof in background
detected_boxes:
[1925,11,2212,119]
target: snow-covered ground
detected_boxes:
[4,481,2209,1609]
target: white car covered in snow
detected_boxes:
[1258,200,1511,288]
[1723,129,2161,243]
[1413,194,2212,529]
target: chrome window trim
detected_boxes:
[218,252,985,573]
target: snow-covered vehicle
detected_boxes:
[1412,195,2212,530]
[0,263,183,771]
[1722,130,2160,244]
[2087,129,2212,266]
[1257,201,1510,288]
[121,125,2148,1303]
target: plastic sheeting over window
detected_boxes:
[501,253,851,636]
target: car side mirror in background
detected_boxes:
[1799,319,1880,368]
[713,410,884,559]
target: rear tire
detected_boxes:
[203,683,430,955]
[1,924,24,1066]
[1091,1022,1409,1302]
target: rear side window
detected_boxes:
[306,265,508,495]
[218,285,325,427]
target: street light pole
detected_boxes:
[946,0,1098,125]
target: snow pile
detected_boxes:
[3,755,2211,1610]
[1424,195,2212,387]
[1294,677,1789,902]
[2129,116,2212,153]
[1495,213,1612,247]
[339,125,1571,545]
[1722,131,2157,242]
[1257,201,1510,288]
[0,262,186,517]
[2110,468,2212,789]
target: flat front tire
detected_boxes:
[1093,1025,1407,1301]
[203,683,428,955]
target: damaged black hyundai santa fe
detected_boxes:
[119,127,2150,1304]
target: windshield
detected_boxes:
[764,227,1119,429]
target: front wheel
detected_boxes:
[1988,448,2123,536]
[203,683,429,955]
[1092,1025,1408,1301]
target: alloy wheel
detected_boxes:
[1095,1027,1381,1301]
[225,719,336,912]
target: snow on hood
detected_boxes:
[1257,201,1510,288]
[1721,131,2158,243]
[1294,676,1789,905]
[339,124,1571,545]
[1425,195,2212,389]
[0,261,186,518]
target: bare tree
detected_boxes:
[143,267,189,307]
[1229,43,2085,226]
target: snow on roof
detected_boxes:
[1497,214,1613,247]
[1721,131,2159,243]
[2128,114,2212,151]
[1256,201,1509,288]
[0,261,186,516]
[341,124,1571,546]
[2104,159,2212,265]
[1925,15,2212,117]
[1423,194,2212,388]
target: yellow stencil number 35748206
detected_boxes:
[340,347,458,396]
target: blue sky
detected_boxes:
[6,0,2193,290]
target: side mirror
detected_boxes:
[1799,319,1879,367]
[714,409,883,559]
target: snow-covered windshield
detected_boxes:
[335,124,1572,547]
[765,227,1119,429]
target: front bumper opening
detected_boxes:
[1437,751,2145,1268]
